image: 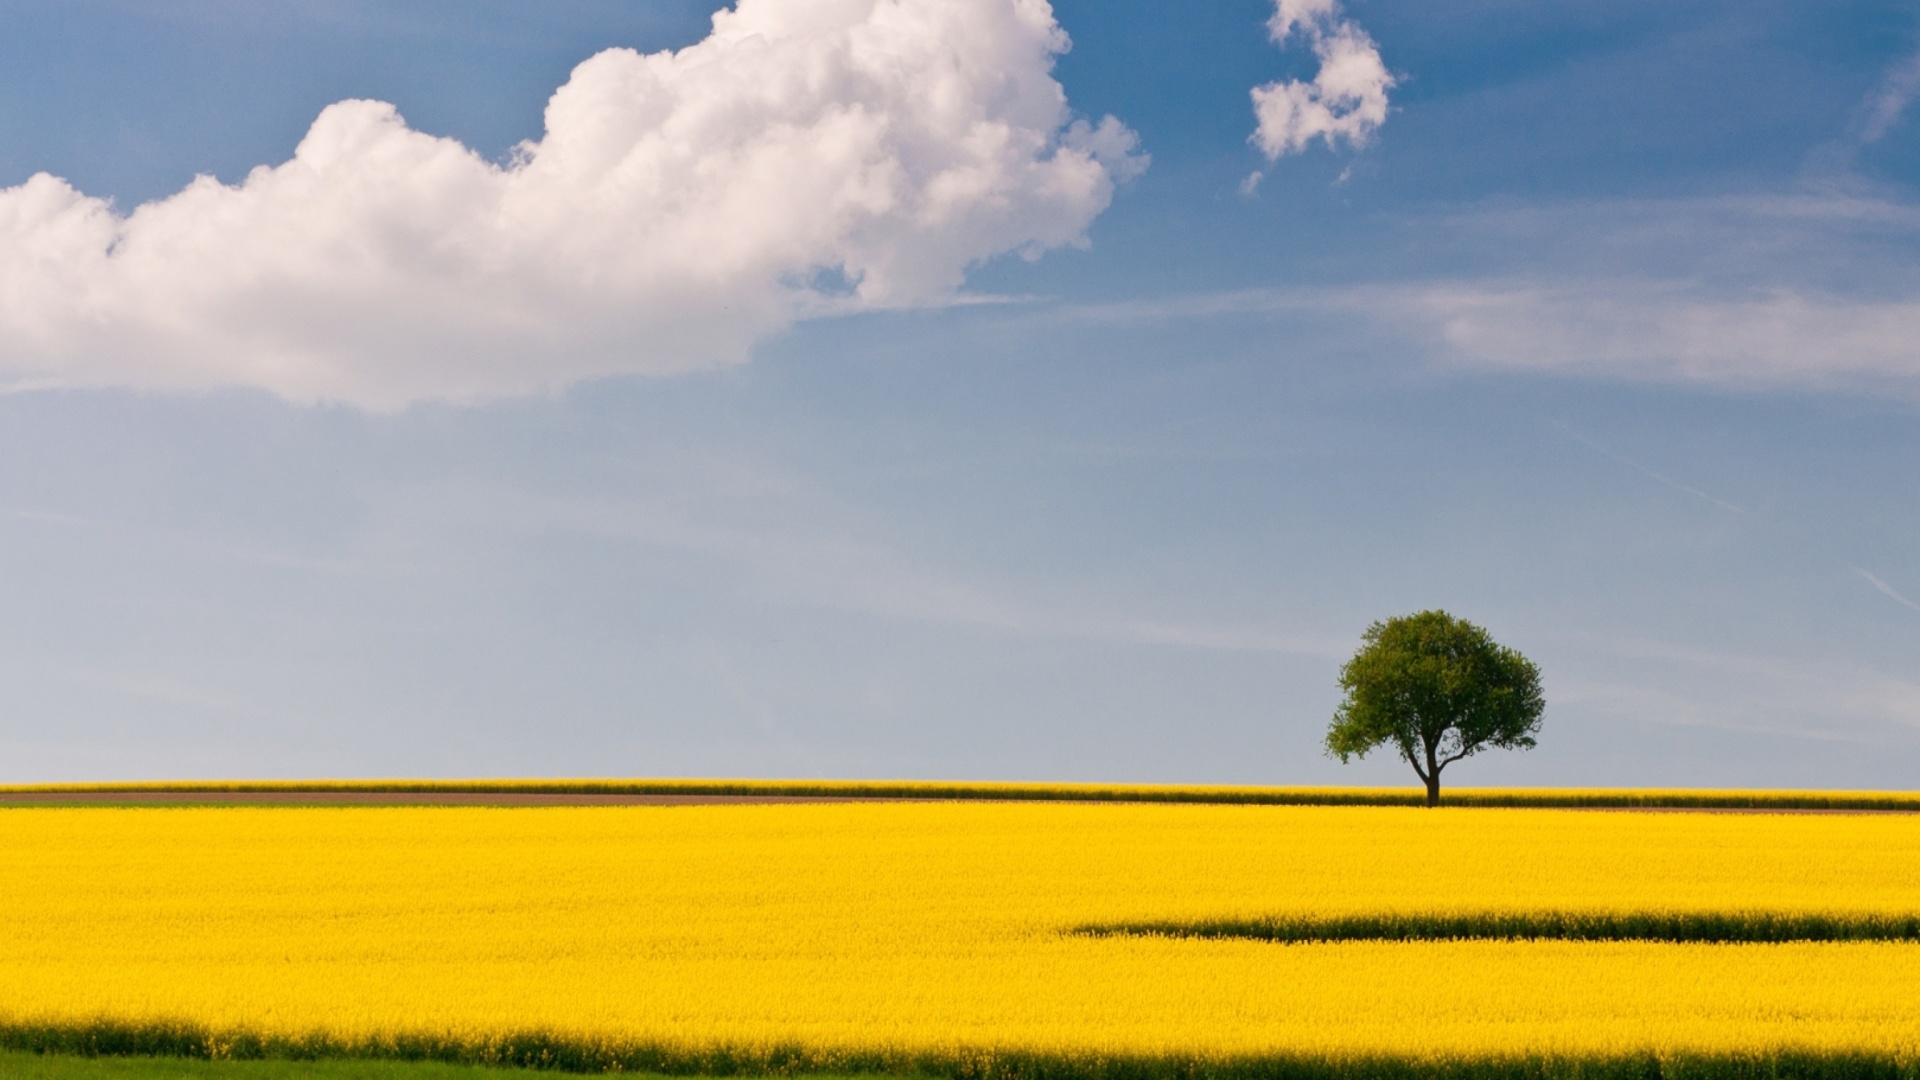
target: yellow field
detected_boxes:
[1,802,1918,1073]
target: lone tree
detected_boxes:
[1326,610,1544,807]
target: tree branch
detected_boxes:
[1401,741,1430,783]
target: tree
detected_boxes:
[1325,610,1544,807]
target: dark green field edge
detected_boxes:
[1074,911,1920,945]
[0,1048,555,1078]
[2,1024,1917,1080]
[2,781,1918,810]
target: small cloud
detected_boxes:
[1249,0,1394,159]
[1240,171,1264,196]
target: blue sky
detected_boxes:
[0,0,1916,787]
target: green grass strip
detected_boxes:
[1,1026,1918,1080]
[2,779,1918,810]
[0,1048,558,1078]
[1075,911,1920,944]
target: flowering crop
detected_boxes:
[0,803,1917,1075]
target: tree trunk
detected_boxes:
[1424,772,1441,807]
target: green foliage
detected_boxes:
[1076,910,1920,945]
[0,1049,553,1077]
[1327,611,1544,804]
[3,1046,1919,1080]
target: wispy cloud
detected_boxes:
[1034,187,1920,394]
[1040,280,1920,394]
[1856,568,1920,614]
[1557,635,1920,743]
[8,507,88,527]
[1857,47,1920,144]
[1802,43,1920,179]
[1546,428,1920,629]
[416,476,1346,661]
[1377,189,1920,390]
[1395,282,1920,390]
[1547,420,1747,515]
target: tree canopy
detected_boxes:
[1325,610,1544,806]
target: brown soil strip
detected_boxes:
[0,792,1912,811]
[0,792,873,806]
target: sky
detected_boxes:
[0,0,1917,788]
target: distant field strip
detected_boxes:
[3,803,1920,1078]
[3,778,1918,809]
[1078,910,1920,944]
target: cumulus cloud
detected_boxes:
[1249,0,1393,159]
[0,0,1143,408]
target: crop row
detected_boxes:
[1076,911,1920,944]
[5,1022,1920,1080]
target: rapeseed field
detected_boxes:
[1,802,1917,1077]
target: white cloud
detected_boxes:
[1250,0,1393,159]
[1044,277,1920,393]
[1556,636,1920,745]
[1040,189,1920,393]
[0,0,1143,409]
[1356,191,1920,390]
[1387,282,1920,390]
